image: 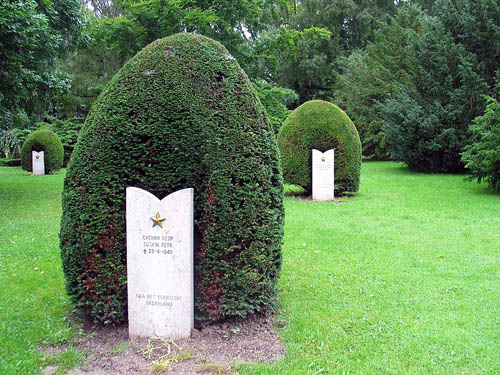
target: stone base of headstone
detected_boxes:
[32,151,45,176]
[312,149,334,201]
[126,187,194,339]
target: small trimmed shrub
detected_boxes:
[60,33,284,325]
[0,158,21,167]
[20,129,64,174]
[462,95,500,192]
[278,100,362,194]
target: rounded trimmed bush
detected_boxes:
[60,33,284,325]
[278,100,362,193]
[21,129,64,174]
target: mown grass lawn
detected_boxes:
[1,162,499,374]
[0,167,83,375]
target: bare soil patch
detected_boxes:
[42,313,285,374]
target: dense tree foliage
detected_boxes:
[35,117,84,165]
[334,6,425,159]
[0,0,87,128]
[251,0,403,103]
[63,0,276,115]
[0,129,20,158]
[253,80,299,135]
[252,26,334,102]
[462,93,500,192]
[335,1,498,167]
[59,14,147,115]
[432,0,499,88]
[381,17,488,172]
[2,0,499,174]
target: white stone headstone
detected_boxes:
[32,151,45,176]
[126,187,194,339]
[312,149,334,201]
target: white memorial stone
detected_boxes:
[126,187,194,339]
[312,149,334,201]
[32,151,45,176]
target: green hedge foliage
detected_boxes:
[253,80,298,135]
[379,16,489,173]
[60,33,284,325]
[0,128,20,158]
[35,116,84,166]
[0,158,21,167]
[278,100,362,194]
[20,129,63,174]
[462,95,500,192]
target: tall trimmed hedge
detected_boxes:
[60,33,284,325]
[278,100,362,193]
[20,129,64,174]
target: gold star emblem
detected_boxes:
[150,212,165,228]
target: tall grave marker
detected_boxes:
[312,149,334,201]
[126,187,194,339]
[32,151,45,176]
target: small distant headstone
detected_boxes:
[32,151,45,176]
[126,187,194,339]
[312,149,334,201]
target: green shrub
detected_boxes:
[379,19,489,173]
[277,100,362,194]
[0,128,20,158]
[12,128,33,152]
[35,116,84,166]
[60,33,284,325]
[253,80,298,135]
[20,129,64,174]
[333,7,427,161]
[462,95,500,192]
[0,158,21,167]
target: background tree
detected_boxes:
[4,0,498,175]
[251,0,403,102]
[0,0,87,129]
[380,28,487,172]
[84,0,121,17]
[109,0,273,71]
[61,0,275,117]
[0,129,20,159]
[253,80,299,135]
[431,0,500,88]
[334,1,499,165]
[59,14,147,116]
[251,26,334,101]
[380,9,490,172]
[333,6,425,159]
[462,77,500,192]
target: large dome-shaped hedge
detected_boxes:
[21,129,64,174]
[278,100,362,193]
[60,33,284,324]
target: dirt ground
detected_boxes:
[41,314,285,374]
